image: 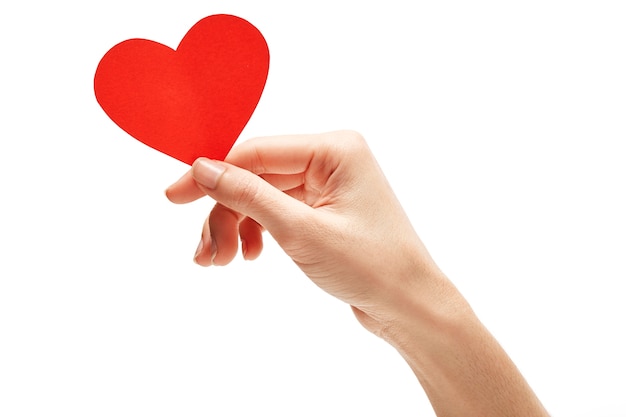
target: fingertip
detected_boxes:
[164,186,175,202]
[242,238,263,261]
[239,217,263,260]
[165,169,208,204]
[193,234,215,267]
[208,207,240,266]
[164,186,186,204]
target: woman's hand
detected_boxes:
[165,130,550,416]
[165,131,447,337]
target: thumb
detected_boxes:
[191,157,311,235]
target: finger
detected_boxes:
[191,158,314,242]
[238,217,263,260]
[194,217,214,266]
[208,203,242,266]
[225,132,345,175]
[225,134,317,174]
[166,169,306,204]
[165,169,206,204]
[167,130,358,203]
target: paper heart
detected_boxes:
[94,14,269,165]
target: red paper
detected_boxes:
[94,14,269,165]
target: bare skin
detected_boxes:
[166,131,550,417]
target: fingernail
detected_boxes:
[193,158,226,190]
[210,238,217,265]
[193,237,204,264]
[241,239,248,259]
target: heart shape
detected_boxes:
[94,14,269,165]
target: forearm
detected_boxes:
[384,272,550,417]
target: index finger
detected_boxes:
[225,132,335,174]
[166,131,350,204]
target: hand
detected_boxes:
[165,131,447,337]
[165,130,550,416]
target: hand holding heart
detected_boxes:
[165,131,550,416]
[165,131,449,335]
[94,14,269,165]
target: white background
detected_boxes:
[1,1,625,415]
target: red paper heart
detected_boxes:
[94,14,269,165]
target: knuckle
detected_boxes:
[340,130,366,147]
[325,130,368,155]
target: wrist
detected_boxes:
[381,268,477,363]
[379,266,550,417]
